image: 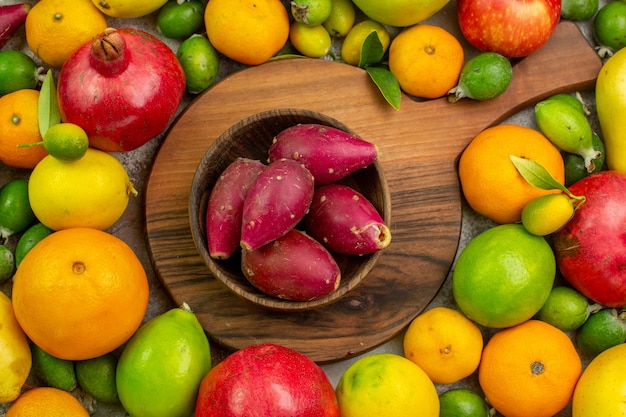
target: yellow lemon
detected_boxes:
[28,148,137,231]
[341,20,390,66]
[91,0,169,18]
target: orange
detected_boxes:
[12,228,149,361]
[0,89,47,169]
[204,0,290,66]
[25,0,108,68]
[478,320,582,417]
[458,124,565,224]
[403,306,483,384]
[388,24,464,99]
[6,387,90,417]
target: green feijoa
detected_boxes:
[0,179,36,241]
[593,0,626,57]
[176,34,220,95]
[439,388,492,417]
[0,50,42,96]
[564,132,606,186]
[537,286,598,332]
[323,0,356,37]
[31,343,77,391]
[76,353,119,403]
[289,22,332,58]
[561,0,598,21]
[15,222,54,267]
[534,99,601,172]
[156,0,205,39]
[448,52,513,102]
[545,93,587,115]
[0,245,15,283]
[577,308,626,357]
[291,0,333,26]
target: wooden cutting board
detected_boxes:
[144,21,601,363]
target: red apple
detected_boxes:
[457,0,561,58]
[552,171,626,307]
[195,343,339,417]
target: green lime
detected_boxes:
[439,388,492,417]
[176,34,220,95]
[323,0,356,37]
[156,0,205,39]
[15,222,54,268]
[0,50,42,96]
[593,0,626,57]
[564,132,606,186]
[449,52,513,102]
[561,0,599,21]
[0,179,36,241]
[42,122,89,162]
[452,224,556,329]
[76,352,119,403]
[545,92,587,114]
[341,20,390,66]
[577,308,626,357]
[521,193,575,236]
[31,342,77,391]
[537,286,599,331]
[0,245,15,283]
[291,0,333,26]
[289,22,332,58]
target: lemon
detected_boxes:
[0,245,15,283]
[336,353,439,417]
[289,22,332,58]
[341,20,390,66]
[351,0,449,27]
[42,122,89,162]
[521,193,576,236]
[323,0,356,37]
[452,224,556,328]
[573,343,626,416]
[91,0,168,18]
[28,148,137,231]
[0,292,31,403]
[76,353,119,403]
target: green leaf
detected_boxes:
[366,67,401,110]
[359,32,384,68]
[38,69,61,138]
[509,155,569,192]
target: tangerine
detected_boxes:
[403,306,483,384]
[25,0,108,68]
[6,387,90,417]
[0,89,47,169]
[12,228,149,361]
[478,320,582,417]
[204,0,290,66]
[389,24,464,99]
[458,124,565,224]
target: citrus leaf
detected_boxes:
[366,67,401,110]
[510,155,568,192]
[359,32,384,68]
[38,69,61,138]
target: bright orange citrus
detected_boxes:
[6,387,90,417]
[12,228,149,361]
[388,24,464,99]
[403,306,483,384]
[0,89,47,169]
[478,320,582,417]
[204,0,290,66]
[25,0,108,68]
[458,124,565,224]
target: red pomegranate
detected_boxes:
[57,27,185,152]
[195,343,339,417]
[552,171,626,307]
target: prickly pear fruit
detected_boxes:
[535,99,601,172]
[206,158,265,259]
[240,158,315,251]
[304,184,391,255]
[268,123,378,185]
[241,229,341,301]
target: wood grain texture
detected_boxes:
[144,21,601,363]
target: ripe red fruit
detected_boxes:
[552,171,626,307]
[195,343,339,417]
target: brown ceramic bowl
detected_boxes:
[189,108,391,311]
